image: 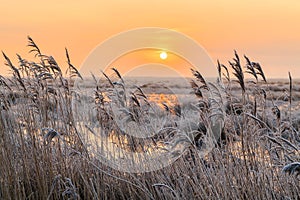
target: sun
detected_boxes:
[160,51,168,60]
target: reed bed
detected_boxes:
[0,38,299,199]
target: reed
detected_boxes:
[0,38,299,199]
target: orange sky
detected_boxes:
[1,0,300,78]
[104,49,195,77]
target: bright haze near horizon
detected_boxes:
[1,1,300,78]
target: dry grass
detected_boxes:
[0,38,300,199]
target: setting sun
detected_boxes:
[160,51,168,60]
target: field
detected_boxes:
[1,39,300,199]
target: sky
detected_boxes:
[1,0,300,78]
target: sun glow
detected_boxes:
[160,51,168,60]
